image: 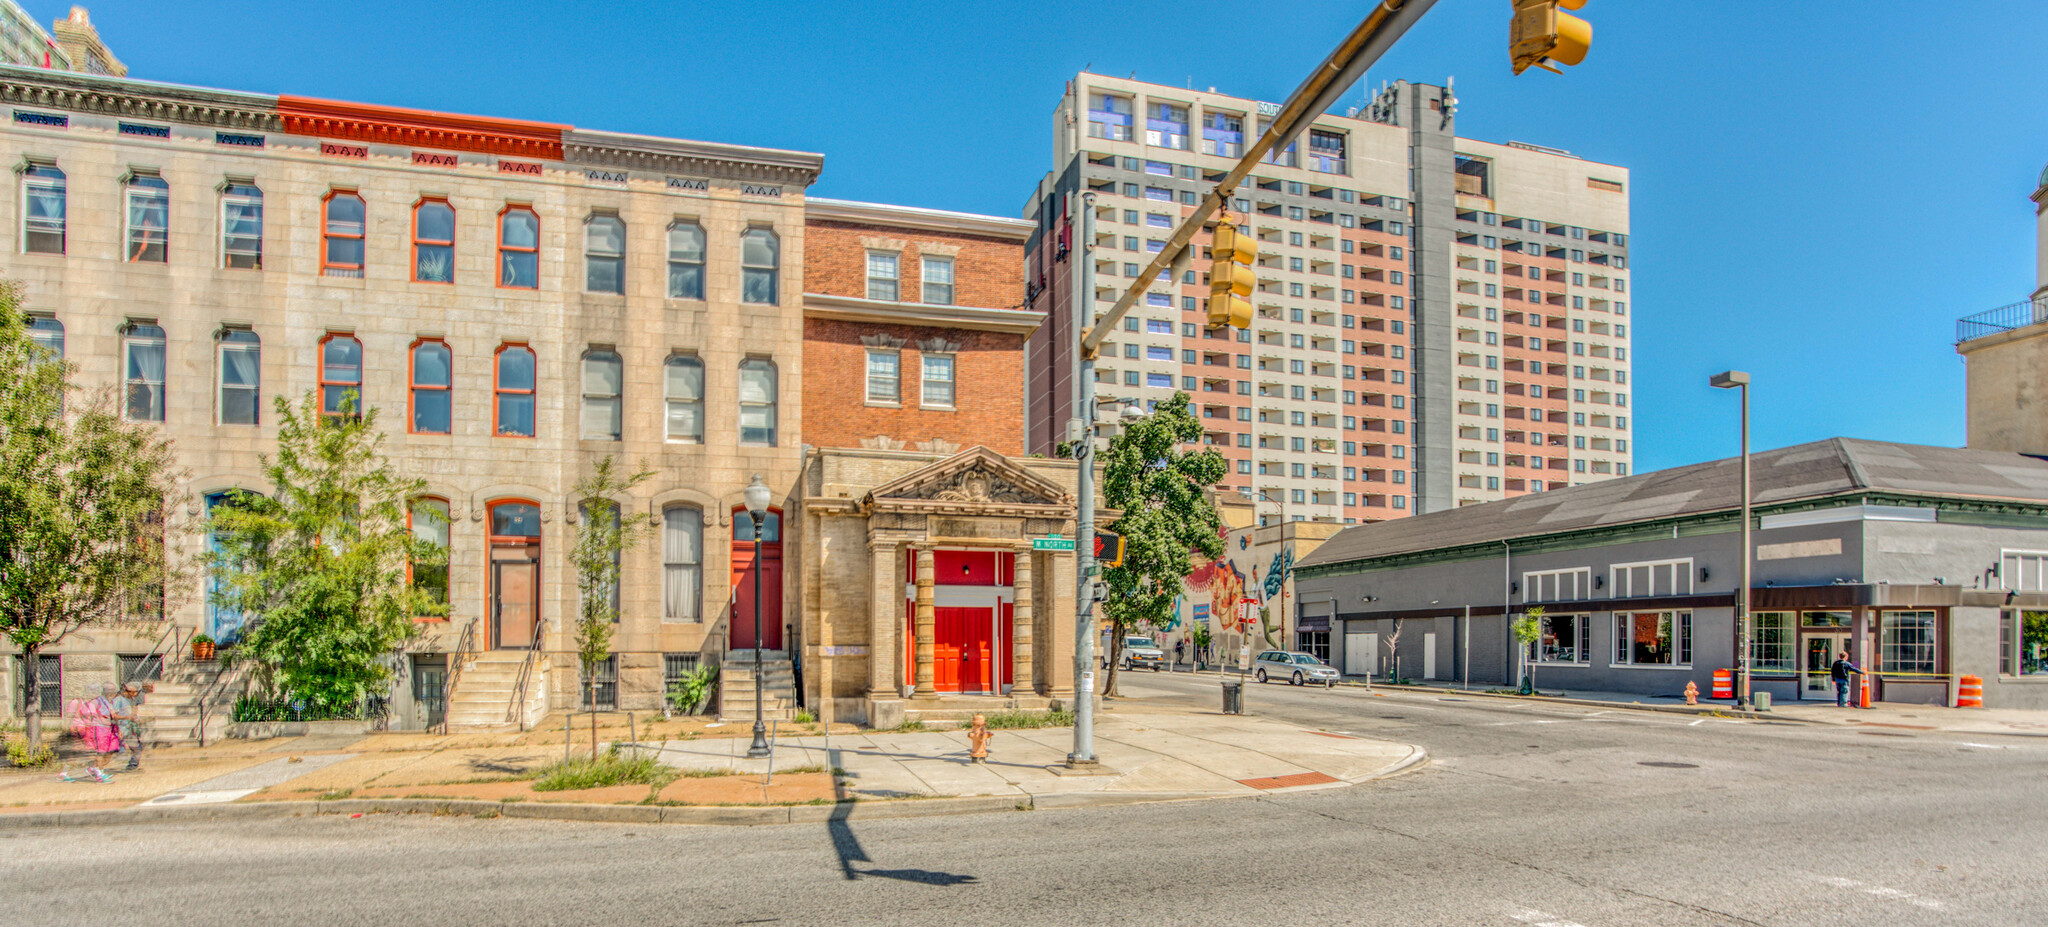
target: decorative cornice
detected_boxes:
[806,293,1044,335]
[276,95,565,160]
[562,129,822,186]
[807,197,1034,240]
[0,65,278,132]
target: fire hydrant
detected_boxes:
[967,713,993,763]
[1683,680,1699,706]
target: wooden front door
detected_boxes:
[730,510,783,651]
[493,558,539,650]
[935,606,995,693]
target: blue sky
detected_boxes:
[65,0,2048,472]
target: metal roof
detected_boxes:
[1297,438,2048,569]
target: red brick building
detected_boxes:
[801,199,1038,453]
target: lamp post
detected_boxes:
[1238,488,1287,526]
[743,474,772,759]
[1710,371,1752,709]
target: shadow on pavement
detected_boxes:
[825,747,978,886]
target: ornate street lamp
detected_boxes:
[744,474,773,759]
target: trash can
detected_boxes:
[1221,680,1243,715]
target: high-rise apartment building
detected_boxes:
[1023,74,1633,521]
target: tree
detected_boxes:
[1512,606,1545,695]
[207,391,445,714]
[0,285,190,752]
[1189,618,1212,670]
[1385,616,1406,684]
[569,456,654,752]
[1099,393,1227,697]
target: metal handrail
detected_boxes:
[194,662,234,748]
[1957,295,2048,343]
[138,620,185,683]
[438,617,477,734]
[506,615,547,730]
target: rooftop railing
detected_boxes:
[1957,296,2048,343]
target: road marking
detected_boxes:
[1507,906,1591,927]
[1957,742,2012,749]
[1688,719,1705,726]
[1817,876,1944,910]
[144,788,258,805]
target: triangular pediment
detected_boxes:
[865,447,1073,511]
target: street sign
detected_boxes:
[1033,535,1076,551]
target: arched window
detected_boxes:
[664,354,704,443]
[217,328,260,425]
[322,191,366,278]
[320,334,363,419]
[412,198,455,283]
[125,173,169,263]
[221,182,263,269]
[738,358,777,447]
[740,228,778,305]
[123,322,167,422]
[667,221,705,299]
[494,344,536,438]
[409,339,451,434]
[585,214,624,294]
[27,315,62,359]
[662,506,703,622]
[499,206,539,288]
[21,163,65,254]
[407,496,450,612]
[581,349,622,441]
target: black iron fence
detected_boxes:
[1957,296,2048,343]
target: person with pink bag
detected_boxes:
[65,684,124,782]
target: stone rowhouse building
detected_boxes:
[0,64,822,735]
[794,198,1093,726]
[1294,438,2048,709]
[1023,73,1635,523]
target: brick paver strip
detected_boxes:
[1236,771,1340,790]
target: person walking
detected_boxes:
[1830,651,1866,707]
[86,684,123,780]
[1175,639,1186,669]
[110,681,145,771]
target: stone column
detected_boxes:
[1044,548,1077,700]
[1011,548,1036,697]
[868,542,899,699]
[913,547,937,696]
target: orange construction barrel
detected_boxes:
[1957,674,1983,708]
[1711,668,1733,699]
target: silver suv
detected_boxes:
[1253,650,1339,688]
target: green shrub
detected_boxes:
[665,664,719,715]
[792,708,815,724]
[531,750,678,792]
[981,708,1076,730]
[6,735,55,768]
[232,696,372,722]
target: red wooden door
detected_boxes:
[730,511,783,651]
[936,606,994,693]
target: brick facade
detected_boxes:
[804,220,1025,309]
[802,318,1026,454]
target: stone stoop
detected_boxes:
[719,651,798,722]
[902,694,1054,725]
[135,659,245,747]
[445,651,549,732]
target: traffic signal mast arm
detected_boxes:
[1076,0,1441,359]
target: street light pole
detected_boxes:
[1069,191,1099,768]
[744,475,772,759]
[1710,372,1752,709]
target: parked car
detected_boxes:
[1104,635,1167,671]
[1253,650,1340,688]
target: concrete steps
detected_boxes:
[135,660,243,747]
[719,651,798,722]
[445,651,548,732]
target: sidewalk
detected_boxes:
[0,705,1423,828]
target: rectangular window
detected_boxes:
[581,351,623,440]
[1088,93,1133,141]
[922,354,955,408]
[1145,187,1172,202]
[866,349,900,403]
[409,497,450,609]
[742,229,780,305]
[586,215,626,294]
[1614,611,1691,666]
[1523,568,1590,604]
[1146,346,1174,361]
[866,251,900,301]
[2002,609,2048,676]
[125,174,170,262]
[221,183,263,269]
[412,199,455,283]
[1880,610,1936,675]
[664,356,705,442]
[1308,129,1347,173]
[739,358,778,446]
[21,164,65,254]
[1535,613,1589,664]
[495,344,537,438]
[579,655,618,711]
[502,207,542,289]
[1146,319,1173,334]
[217,329,260,425]
[1146,372,1173,388]
[1146,101,1189,149]
[2002,550,2048,592]
[1610,559,1693,598]
[124,324,167,422]
[1202,111,1244,157]
[665,222,704,298]
[1750,611,1795,673]
[322,192,366,277]
[662,508,703,621]
[922,256,955,305]
[410,340,452,434]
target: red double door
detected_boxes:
[730,510,783,651]
[910,550,1014,694]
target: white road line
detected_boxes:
[1507,906,1591,927]
[144,788,258,805]
[1688,719,1705,726]
[1816,876,1944,910]
[1957,742,2013,749]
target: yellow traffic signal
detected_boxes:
[1510,0,1591,75]
[1206,221,1256,329]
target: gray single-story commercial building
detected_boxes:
[1292,438,2048,709]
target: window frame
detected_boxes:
[321,190,366,278]
[497,204,539,290]
[663,353,705,444]
[741,228,779,306]
[580,348,624,442]
[1878,609,1937,676]
[21,163,66,254]
[1611,610,1692,668]
[1522,568,1590,604]
[219,181,263,270]
[493,343,537,439]
[920,352,956,410]
[216,327,260,426]
[1749,610,1796,674]
[584,213,625,295]
[318,332,364,420]
[124,172,170,263]
[921,255,955,306]
[865,348,901,405]
[408,338,453,435]
[1608,558,1694,599]
[410,198,455,284]
[866,250,900,302]
[666,220,705,300]
[122,322,167,423]
[407,495,451,618]
[661,505,705,623]
[737,357,778,447]
[2000,608,2048,678]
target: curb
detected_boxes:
[1332,680,1823,724]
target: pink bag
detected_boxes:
[66,698,123,754]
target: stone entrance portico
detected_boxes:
[798,446,1094,727]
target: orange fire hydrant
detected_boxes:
[1683,680,1699,706]
[967,713,993,763]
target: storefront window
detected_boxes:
[1880,610,1936,675]
[2002,610,2048,676]
[1802,610,1851,628]
[1614,611,1690,666]
[1750,611,1795,672]
[1536,613,1587,664]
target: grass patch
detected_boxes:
[780,763,827,775]
[792,708,816,724]
[981,708,1076,730]
[499,796,526,803]
[894,720,929,732]
[315,788,354,801]
[531,752,678,792]
[676,767,736,779]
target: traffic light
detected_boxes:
[1205,221,1256,329]
[1510,0,1591,75]
[1094,530,1124,568]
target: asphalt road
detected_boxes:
[8,673,2047,927]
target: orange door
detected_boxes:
[936,606,994,693]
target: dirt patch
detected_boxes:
[653,771,835,806]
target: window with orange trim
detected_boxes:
[319,333,363,419]
[499,206,538,288]
[413,199,454,283]
[322,192,366,278]
[410,339,451,434]
[494,344,536,438]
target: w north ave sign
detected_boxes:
[1033,535,1076,551]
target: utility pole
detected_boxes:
[1711,371,1752,708]
[1069,191,1100,767]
